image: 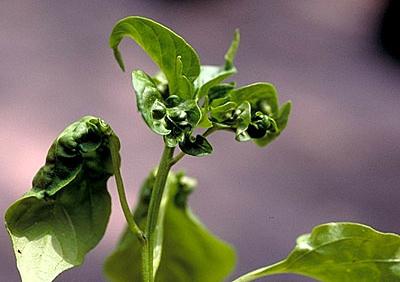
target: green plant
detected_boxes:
[5,16,400,282]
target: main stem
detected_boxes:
[142,145,175,282]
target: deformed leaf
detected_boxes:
[255,101,292,147]
[132,70,170,135]
[179,134,213,157]
[234,101,251,142]
[5,116,119,282]
[229,82,279,116]
[104,171,236,282]
[110,16,200,97]
[234,222,400,282]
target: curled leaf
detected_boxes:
[5,116,119,282]
[255,101,292,147]
[229,82,279,116]
[110,16,200,97]
[179,134,213,157]
[132,70,170,135]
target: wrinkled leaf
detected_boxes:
[5,116,118,282]
[229,83,279,116]
[234,222,400,282]
[110,16,200,97]
[210,101,237,123]
[179,135,213,157]
[104,172,236,282]
[163,99,202,147]
[132,70,170,135]
[235,101,251,142]
[255,101,292,147]
[195,30,240,99]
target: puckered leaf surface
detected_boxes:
[5,116,119,282]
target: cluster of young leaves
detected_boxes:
[104,171,236,282]
[5,116,121,282]
[109,16,291,156]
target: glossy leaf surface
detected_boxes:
[234,223,400,282]
[104,172,236,282]
[5,116,118,282]
[110,16,200,98]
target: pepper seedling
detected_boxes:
[5,16,400,282]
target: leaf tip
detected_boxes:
[113,48,126,72]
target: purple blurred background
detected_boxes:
[1,1,399,281]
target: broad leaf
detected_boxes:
[195,30,240,99]
[104,172,236,282]
[234,222,400,282]
[110,16,200,98]
[5,116,119,282]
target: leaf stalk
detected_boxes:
[110,137,146,245]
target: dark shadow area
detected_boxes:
[378,0,400,63]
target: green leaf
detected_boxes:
[163,99,202,147]
[179,135,213,157]
[104,172,236,282]
[229,82,279,116]
[235,101,252,142]
[132,70,170,135]
[224,29,240,70]
[197,96,213,128]
[234,222,400,282]
[5,116,118,282]
[110,16,200,97]
[195,66,236,99]
[194,30,240,99]
[208,82,236,102]
[255,101,291,147]
[210,101,237,123]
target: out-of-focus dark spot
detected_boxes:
[378,0,400,63]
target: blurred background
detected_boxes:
[1,1,399,281]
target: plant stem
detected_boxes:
[143,145,175,282]
[232,260,287,282]
[110,136,146,244]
